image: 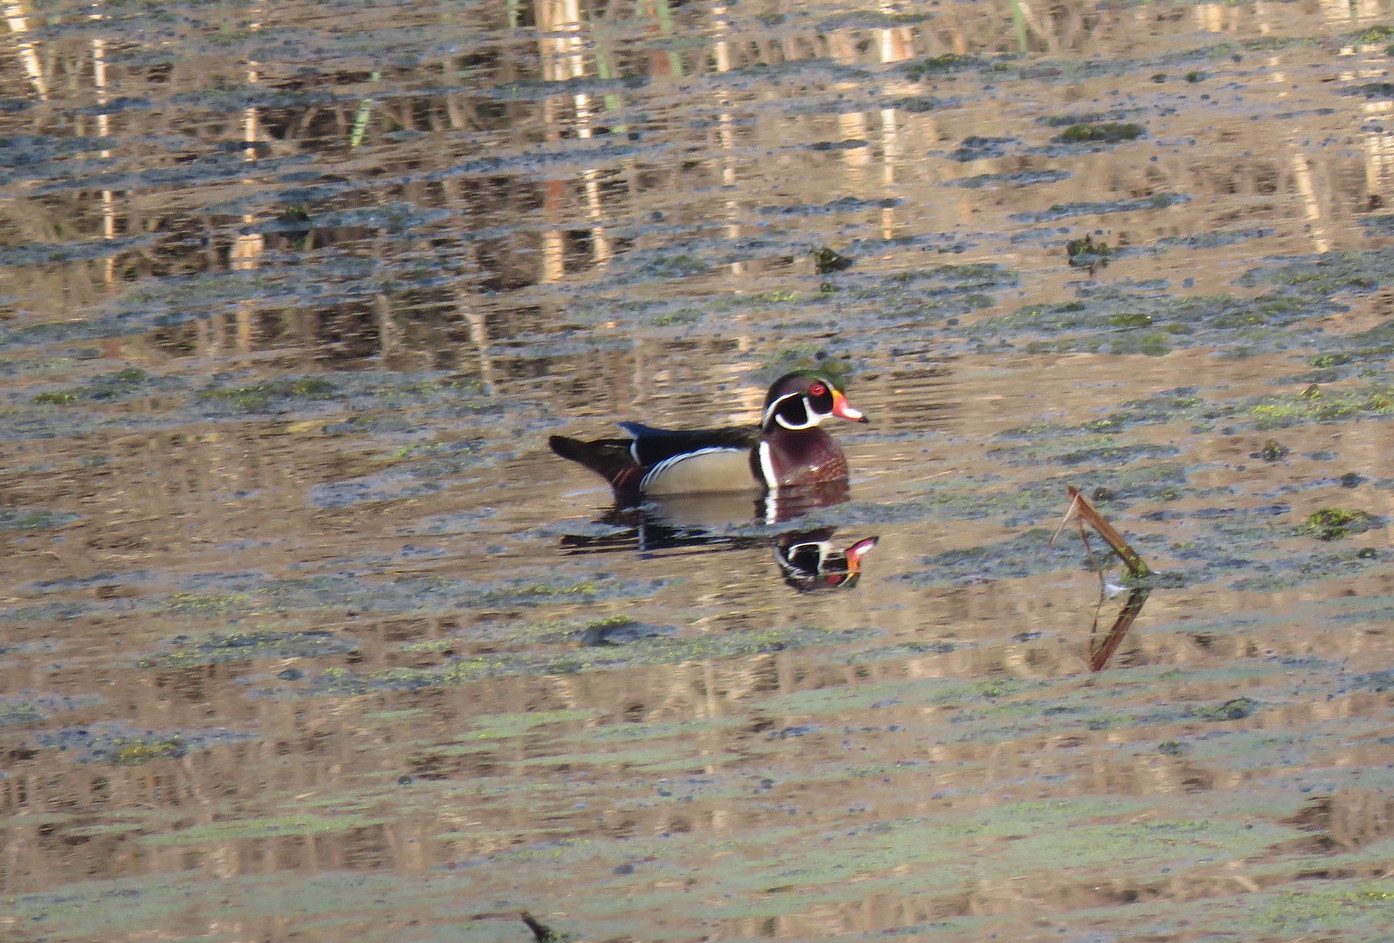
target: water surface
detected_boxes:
[5,1,1394,940]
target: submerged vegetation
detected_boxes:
[1296,508,1383,542]
[1054,121,1144,144]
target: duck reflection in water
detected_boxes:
[557,480,878,593]
[775,532,878,592]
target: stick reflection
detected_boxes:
[1088,587,1152,672]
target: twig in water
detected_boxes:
[1050,486,1151,579]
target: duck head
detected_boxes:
[761,371,869,432]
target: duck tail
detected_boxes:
[548,435,642,494]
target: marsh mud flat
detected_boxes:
[7,1,1394,941]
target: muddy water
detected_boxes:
[5,0,1394,940]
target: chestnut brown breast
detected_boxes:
[764,427,849,488]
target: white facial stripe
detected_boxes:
[774,411,819,430]
[766,391,829,431]
[761,391,801,427]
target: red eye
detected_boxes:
[809,383,827,397]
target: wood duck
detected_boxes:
[549,371,868,500]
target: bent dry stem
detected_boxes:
[1052,486,1152,580]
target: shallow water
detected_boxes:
[5,0,1394,940]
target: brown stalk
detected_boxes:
[1052,486,1151,579]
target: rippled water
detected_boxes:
[6,0,1394,940]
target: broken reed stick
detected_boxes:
[1052,486,1152,579]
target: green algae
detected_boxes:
[761,674,1054,720]
[704,797,1292,923]
[4,870,458,941]
[0,700,44,727]
[1296,508,1383,541]
[197,376,338,413]
[313,626,856,694]
[110,736,186,764]
[31,367,151,405]
[35,719,250,768]
[140,629,358,667]
[6,7,1394,943]
[923,261,1012,282]
[32,388,80,405]
[161,591,256,615]
[463,708,599,742]
[1011,193,1188,223]
[973,290,1317,355]
[1055,122,1143,144]
[141,811,386,846]
[1014,377,1394,454]
[0,506,79,530]
[1251,384,1394,428]
[1351,24,1394,43]
[991,438,1178,468]
[1067,233,1115,268]
[572,715,743,746]
[1244,247,1394,297]
[360,707,428,723]
[1258,879,1394,933]
[811,245,853,274]
[967,242,1394,358]
[905,53,981,79]
[1196,696,1260,721]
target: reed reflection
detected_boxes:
[1087,586,1151,672]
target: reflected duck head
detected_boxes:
[775,533,878,592]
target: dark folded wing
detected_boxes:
[617,422,758,467]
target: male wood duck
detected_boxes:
[548,371,868,500]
